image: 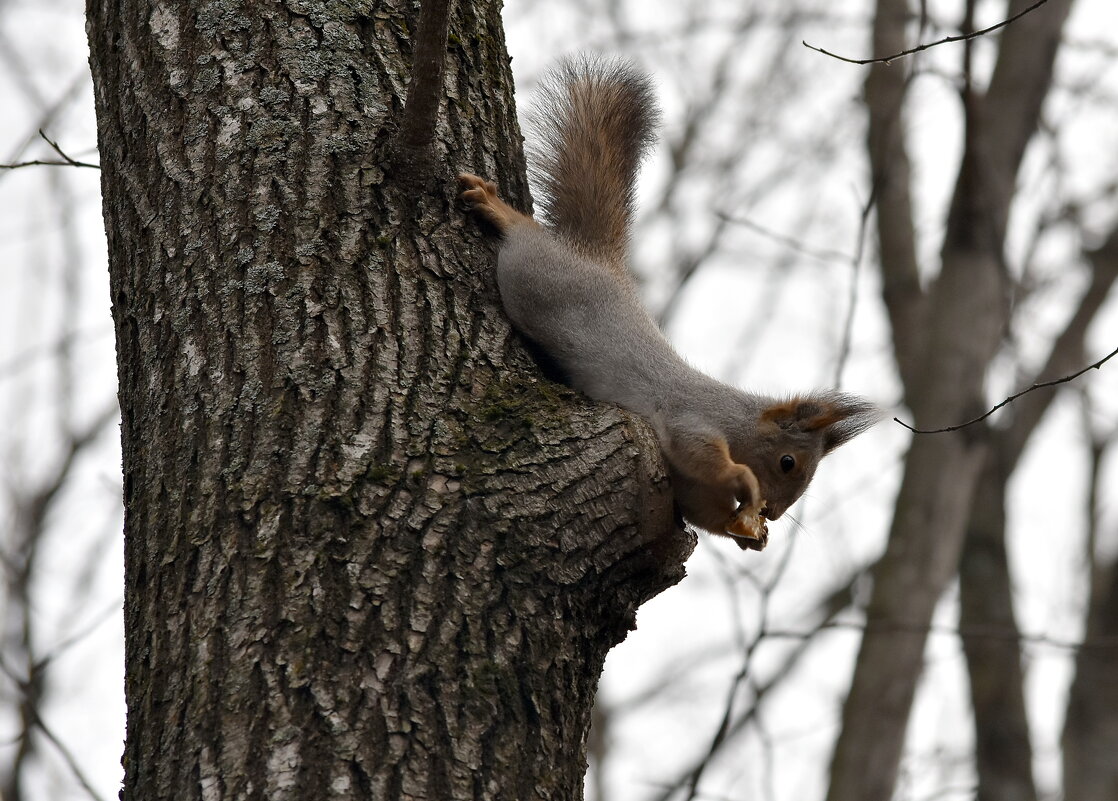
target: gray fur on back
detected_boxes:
[497,226,768,432]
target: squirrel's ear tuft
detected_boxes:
[762,393,880,452]
[810,393,881,453]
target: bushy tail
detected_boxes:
[528,57,659,271]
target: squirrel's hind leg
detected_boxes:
[458,173,538,235]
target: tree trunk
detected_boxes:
[1063,559,1118,801]
[85,1,692,799]
[958,231,1118,801]
[1063,432,1118,801]
[827,2,1073,800]
[959,461,1037,801]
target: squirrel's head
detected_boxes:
[750,393,879,521]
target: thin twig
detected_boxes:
[0,656,109,801]
[680,561,773,801]
[834,188,875,386]
[803,0,1051,65]
[895,344,1118,434]
[652,569,865,801]
[38,129,96,167]
[720,212,854,264]
[27,706,110,801]
[765,617,1118,652]
[34,598,123,673]
[0,130,99,170]
[0,158,99,170]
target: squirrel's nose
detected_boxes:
[761,506,783,521]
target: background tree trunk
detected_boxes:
[1063,417,1118,801]
[959,461,1037,801]
[827,2,1075,800]
[85,1,692,798]
[1061,538,1118,801]
[959,232,1118,801]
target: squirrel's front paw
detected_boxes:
[458,172,498,202]
[458,173,535,234]
[725,463,767,550]
[727,506,769,551]
[458,173,503,229]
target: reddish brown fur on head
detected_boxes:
[760,393,879,454]
[746,393,879,521]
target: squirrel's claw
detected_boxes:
[458,172,536,234]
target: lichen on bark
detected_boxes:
[86,0,692,798]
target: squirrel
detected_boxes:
[459,58,878,551]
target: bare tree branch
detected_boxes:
[677,545,799,801]
[833,190,875,387]
[33,598,122,674]
[719,213,854,264]
[894,344,1118,434]
[25,705,109,801]
[802,0,1051,65]
[0,655,110,801]
[0,399,118,800]
[0,158,99,170]
[0,131,99,171]
[37,130,98,168]
[995,230,1118,462]
[651,565,867,801]
[829,2,1075,798]
[863,7,926,398]
[768,618,1118,652]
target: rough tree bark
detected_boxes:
[85,1,692,799]
[826,2,1074,800]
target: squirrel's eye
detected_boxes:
[780,455,796,473]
